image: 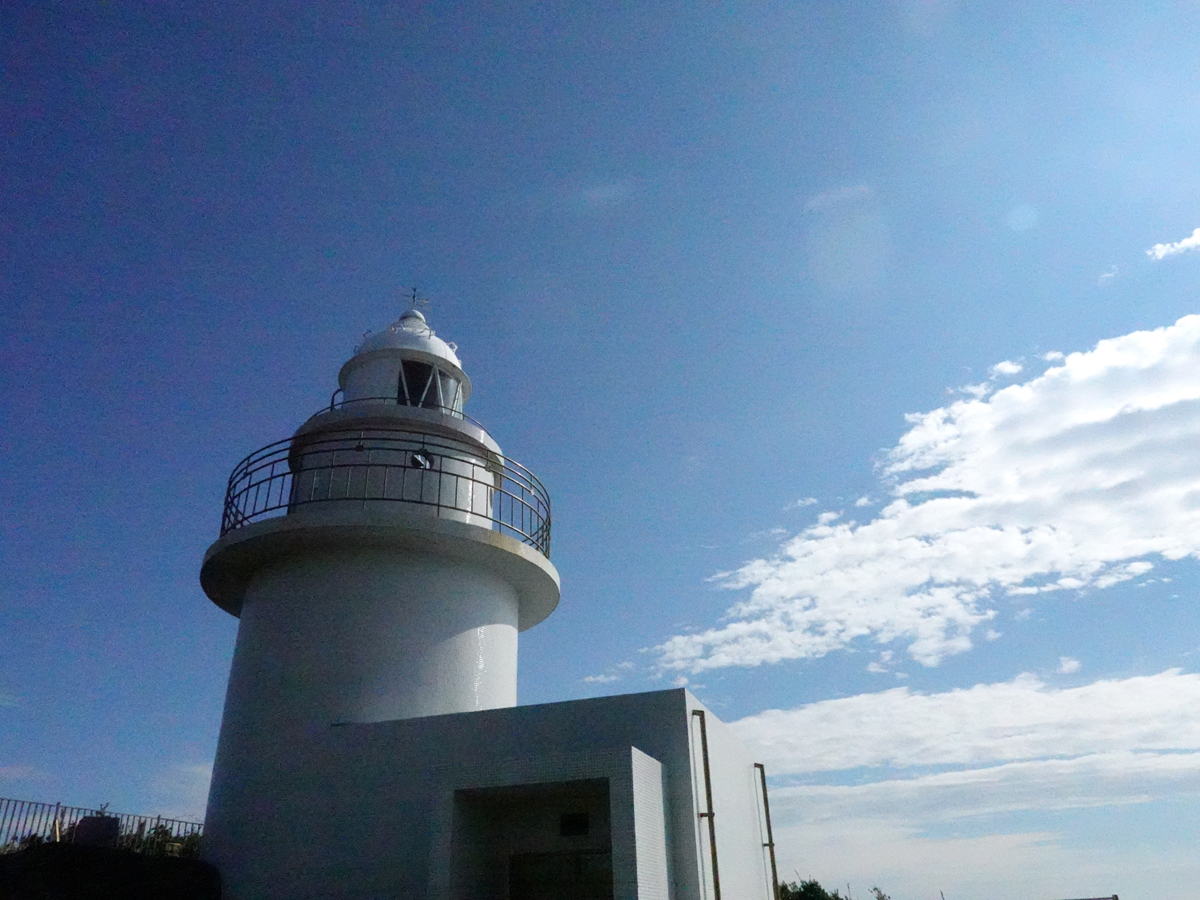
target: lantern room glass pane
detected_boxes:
[400,360,436,408]
[439,371,462,413]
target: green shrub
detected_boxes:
[778,879,891,900]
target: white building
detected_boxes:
[200,309,782,900]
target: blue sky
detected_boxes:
[3,2,1200,897]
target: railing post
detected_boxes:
[692,709,721,900]
[754,763,780,900]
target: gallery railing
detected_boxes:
[219,425,552,558]
[0,797,203,857]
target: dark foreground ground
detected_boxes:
[0,843,220,900]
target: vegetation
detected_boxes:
[2,823,201,859]
[780,879,892,900]
[0,842,220,900]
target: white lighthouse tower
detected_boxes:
[200,309,559,883]
[199,310,780,900]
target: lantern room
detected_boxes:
[337,308,470,415]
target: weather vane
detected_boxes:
[405,286,430,313]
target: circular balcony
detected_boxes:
[219,424,551,558]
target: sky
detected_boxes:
[3,1,1200,897]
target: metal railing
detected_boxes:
[220,424,552,557]
[0,797,203,857]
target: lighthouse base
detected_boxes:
[202,689,776,900]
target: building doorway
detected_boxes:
[509,848,613,900]
[452,779,612,900]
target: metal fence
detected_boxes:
[0,797,203,857]
[220,424,552,557]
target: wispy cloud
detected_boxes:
[1147,227,1200,261]
[741,669,1200,896]
[734,671,1200,895]
[866,650,895,674]
[734,669,1200,774]
[989,359,1022,377]
[657,315,1200,671]
[1059,656,1082,674]
[0,765,36,780]
[774,749,1200,823]
[582,661,634,685]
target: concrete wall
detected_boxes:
[629,747,671,900]
[287,428,498,526]
[225,548,519,726]
[684,696,776,900]
[204,689,776,900]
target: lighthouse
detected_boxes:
[199,310,780,900]
[201,308,558,737]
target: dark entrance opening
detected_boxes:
[509,849,613,900]
[451,779,612,900]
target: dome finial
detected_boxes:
[403,285,430,317]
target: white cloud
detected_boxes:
[816,511,841,525]
[1098,264,1119,286]
[1059,656,1082,674]
[772,812,1196,900]
[0,764,36,780]
[767,750,1200,899]
[734,669,1200,774]
[584,660,635,684]
[989,359,1022,377]
[775,818,1066,900]
[866,650,895,674]
[657,315,1200,671]
[853,495,872,507]
[772,750,1200,824]
[1147,227,1200,260]
[791,497,819,508]
[731,671,1200,897]
[746,526,788,542]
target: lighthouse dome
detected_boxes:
[356,308,463,369]
[338,308,472,411]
